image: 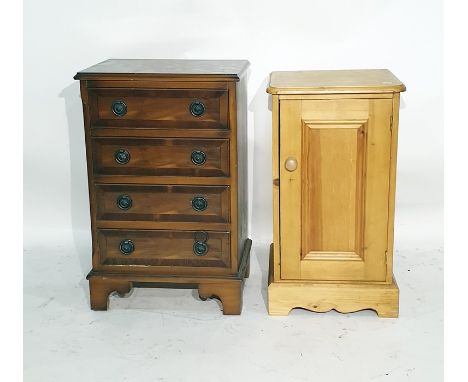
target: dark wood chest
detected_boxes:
[75,59,251,314]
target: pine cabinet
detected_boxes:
[267,70,405,317]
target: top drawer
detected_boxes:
[88,88,228,129]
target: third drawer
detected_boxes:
[95,184,230,223]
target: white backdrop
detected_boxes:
[24,0,443,247]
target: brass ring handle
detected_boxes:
[285,157,298,172]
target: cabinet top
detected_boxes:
[267,69,405,95]
[74,59,250,80]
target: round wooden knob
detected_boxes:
[285,157,298,172]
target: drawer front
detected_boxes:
[98,229,230,268]
[95,184,230,223]
[92,137,230,177]
[89,88,228,129]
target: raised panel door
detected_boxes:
[279,98,393,281]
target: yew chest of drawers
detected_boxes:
[267,69,405,317]
[74,59,251,315]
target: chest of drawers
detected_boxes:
[74,59,251,315]
[267,69,405,317]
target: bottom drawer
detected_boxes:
[97,229,230,268]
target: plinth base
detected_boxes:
[267,244,399,318]
[87,239,252,315]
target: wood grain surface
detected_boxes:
[77,59,251,314]
[268,69,405,317]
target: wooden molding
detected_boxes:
[268,245,399,318]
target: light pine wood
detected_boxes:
[267,69,406,94]
[267,69,405,317]
[278,93,394,100]
[301,120,367,260]
[267,245,399,317]
[386,93,401,283]
[280,98,393,281]
[279,100,302,279]
[271,95,281,281]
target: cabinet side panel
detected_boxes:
[235,76,250,272]
[231,76,251,274]
[386,93,401,282]
[228,81,239,273]
[272,95,281,281]
[79,80,98,270]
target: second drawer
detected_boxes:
[95,184,230,223]
[92,137,230,177]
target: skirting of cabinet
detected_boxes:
[267,245,399,318]
[87,238,251,315]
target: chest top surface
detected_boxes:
[74,59,250,80]
[267,69,405,95]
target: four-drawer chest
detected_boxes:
[74,59,251,315]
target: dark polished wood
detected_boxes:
[89,278,133,311]
[74,59,249,79]
[92,137,230,177]
[97,229,231,268]
[95,184,230,223]
[87,239,252,314]
[77,59,251,314]
[198,281,242,315]
[89,87,228,129]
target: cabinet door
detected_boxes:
[279,98,393,281]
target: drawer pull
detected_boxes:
[285,157,298,172]
[111,100,127,117]
[189,100,205,117]
[117,194,132,210]
[119,239,134,255]
[192,196,208,211]
[114,148,131,165]
[193,231,208,256]
[193,241,208,256]
[191,150,206,165]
